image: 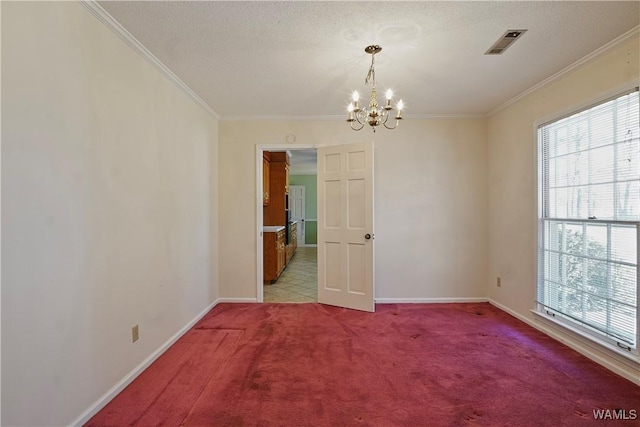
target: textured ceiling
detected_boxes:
[98,1,639,119]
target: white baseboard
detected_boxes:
[487,299,536,326]
[71,299,219,426]
[488,299,640,386]
[216,297,259,303]
[375,297,489,304]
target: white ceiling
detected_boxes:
[98,1,639,119]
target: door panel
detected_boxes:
[348,179,365,228]
[324,180,341,227]
[347,243,366,294]
[324,242,342,291]
[317,142,374,312]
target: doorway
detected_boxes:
[259,147,318,303]
[256,142,375,312]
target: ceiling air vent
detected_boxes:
[485,29,527,55]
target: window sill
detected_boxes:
[531,309,640,367]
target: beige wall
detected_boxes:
[2,2,638,424]
[218,118,488,301]
[487,36,639,381]
[1,2,219,425]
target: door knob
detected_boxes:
[365,233,372,240]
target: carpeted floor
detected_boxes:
[87,303,640,426]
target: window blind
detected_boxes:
[537,89,639,349]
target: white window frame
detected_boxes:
[535,85,640,360]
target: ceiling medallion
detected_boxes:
[346,45,404,132]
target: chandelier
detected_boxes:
[346,45,404,132]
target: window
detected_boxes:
[537,88,640,353]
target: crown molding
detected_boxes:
[220,113,484,122]
[488,25,640,117]
[220,114,344,122]
[78,0,220,119]
[406,113,486,119]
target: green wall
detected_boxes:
[290,175,317,244]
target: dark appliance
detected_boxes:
[285,210,292,245]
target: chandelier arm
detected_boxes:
[380,109,389,124]
[350,121,365,131]
[383,119,399,130]
[355,110,367,125]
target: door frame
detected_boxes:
[256,144,319,302]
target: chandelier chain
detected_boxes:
[365,53,376,87]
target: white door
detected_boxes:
[289,185,305,247]
[317,142,374,312]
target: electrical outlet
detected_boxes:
[497,277,502,287]
[132,325,139,343]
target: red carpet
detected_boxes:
[87,303,640,426]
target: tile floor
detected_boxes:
[264,246,317,303]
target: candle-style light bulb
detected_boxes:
[384,89,393,109]
[396,99,404,119]
[347,102,355,121]
[351,91,360,112]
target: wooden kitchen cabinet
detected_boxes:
[270,151,290,195]
[263,151,292,282]
[264,229,286,283]
[286,222,298,264]
[262,151,271,206]
[292,222,297,253]
[264,151,290,226]
[277,232,286,277]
